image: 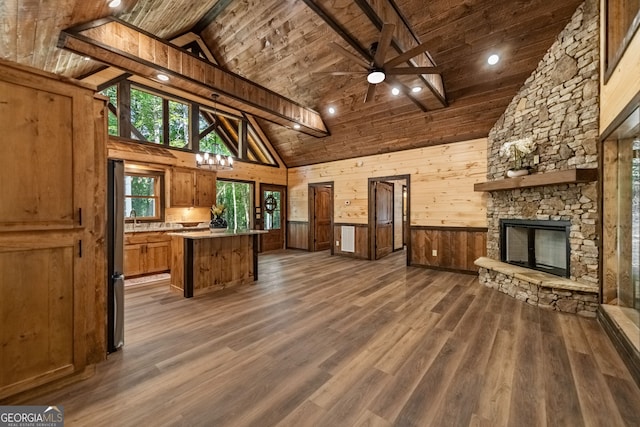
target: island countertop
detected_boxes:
[169,229,266,297]
[168,229,267,239]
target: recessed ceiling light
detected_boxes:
[108,0,122,8]
[411,86,422,93]
[328,107,336,114]
[391,87,400,96]
[293,124,301,130]
[487,54,500,65]
[83,56,91,61]
[157,73,170,82]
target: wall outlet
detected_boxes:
[533,154,540,164]
[336,241,340,246]
[432,249,438,256]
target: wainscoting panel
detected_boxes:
[334,223,369,259]
[411,226,487,273]
[287,221,309,250]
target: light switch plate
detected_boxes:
[432,249,437,256]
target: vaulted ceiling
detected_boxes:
[1,0,584,167]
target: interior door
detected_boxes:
[313,186,332,251]
[375,181,394,259]
[261,185,286,252]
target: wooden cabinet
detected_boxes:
[170,168,195,207]
[124,232,171,277]
[169,168,216,207]
[195,170,216,207]
[0,60,106,399]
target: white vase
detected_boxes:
[506,169,530,178]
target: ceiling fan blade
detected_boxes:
[384,41,433,69]
[373,23,395,67]
[364,83,377,103]
[386,66,442,75]
[312,71,368,76]
[329,42,370,69]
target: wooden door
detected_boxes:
[170,168,194,207]
[0,62,105,399]
[312,186,332,251]
[375,181,394,259]
[260,185,286,252]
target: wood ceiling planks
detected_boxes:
[1,0,584,167]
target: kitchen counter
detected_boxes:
[125,223,209,233]
[167,229,267,239]
[169,229,267,297]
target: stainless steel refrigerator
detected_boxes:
[107,159,125,352]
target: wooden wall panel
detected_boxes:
[410,226,487,273]
[0,245,74,389]
[600,15,640,132]
[334,223,369,259]
[0,60,106,399]
[288,138,487,228]
[287,221,309,250]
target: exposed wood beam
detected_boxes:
[353,0,447,107]
[301,0,432,112]
[58,18,329,137]
[299,0,371,61]
[191,0,235,34]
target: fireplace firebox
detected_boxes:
[500,219,571,277]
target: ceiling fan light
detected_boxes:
[367,70,385,84]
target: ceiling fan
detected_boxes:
[321,23,441,102]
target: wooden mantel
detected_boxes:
[474,168,598,192]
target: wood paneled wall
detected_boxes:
[410,226,487,273]
[333,224,369,259]
[600,5,640,132]
[288,139,487,261]
[288,138,487,227]
[287,221,309,250]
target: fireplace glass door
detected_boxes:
[501,219,571,277]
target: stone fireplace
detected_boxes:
[475,1,600,317]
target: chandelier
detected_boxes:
[196,152,233,171]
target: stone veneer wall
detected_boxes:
[479,0,600,310]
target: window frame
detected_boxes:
[124,170,165,222]
[98,79,279,167]
[604,0,640,83]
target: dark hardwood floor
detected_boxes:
[18,250,640,426]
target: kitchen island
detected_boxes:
[169,229,267,298]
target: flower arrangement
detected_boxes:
[210,203,227,229]
[499,137,536,170]
[210,203,226,218]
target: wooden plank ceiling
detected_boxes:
[1,0,584,167]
